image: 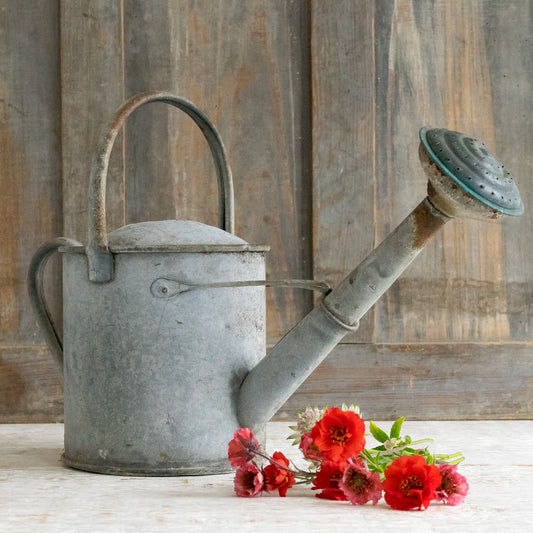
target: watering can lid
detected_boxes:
[61,220,269,253]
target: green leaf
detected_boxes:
[389,416,405,439]
[369,421,390,443]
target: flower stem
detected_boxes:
[253,450,312,478]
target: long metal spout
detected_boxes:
[238,127,523,431]
[237,197,451,430]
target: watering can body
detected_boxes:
[60,222,266,475]
[28,91,523,476]
[28,92,269,475]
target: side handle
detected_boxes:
[27,237,82,376]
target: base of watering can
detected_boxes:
[61,453,233,476]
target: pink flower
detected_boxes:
[339,459,382,505]
[299,432,323,462]
[228,428,260,467]
[234,462,265,497]
[434,464,469,505]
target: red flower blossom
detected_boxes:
[234,462,265,497]
[228,428,261,467]
[310,407,366,463]
[264,451,296,497]
[312,461,348,501]
[299,432,323,462]
[382,455,442,511]
[339,458,382,505]
[435,464,469,506]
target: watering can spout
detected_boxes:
[237,127,524,430]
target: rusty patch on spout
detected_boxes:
[412,198,449,249]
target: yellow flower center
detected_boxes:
[399,474,424,496]
[329,425,348,446]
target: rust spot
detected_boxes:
[412,200,448,249]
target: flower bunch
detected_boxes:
[228,405,468,510]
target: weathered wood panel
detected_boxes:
[0,1,63,420]
[312,0,533,344]
[483,1,533,341]
[373,0,510,343]
[279,343,533,420]
[0,347,62,423]
[311,0,376,342]
[60,0,125,241]
[2,0,532,423]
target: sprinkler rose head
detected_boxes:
[418,127,524,220]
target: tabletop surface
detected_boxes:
[1,420,532,532]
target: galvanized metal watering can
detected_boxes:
[28,91,523,476]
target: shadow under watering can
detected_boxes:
[28,91,523,475]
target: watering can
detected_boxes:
[28,91,523,475]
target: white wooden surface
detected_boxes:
[1,421,532,532]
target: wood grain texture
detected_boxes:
[2,0,533,422]
[312,0,376,342]
[0,347,63,423]
[373,0,509,343]
[60,0,125,241]
[0,1,63,420]
[278,342,533,420]
[312,0,533,344]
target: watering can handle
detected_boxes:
[87,91,235,282]
[27,237,83,376]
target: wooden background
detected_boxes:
[1,0,532,422]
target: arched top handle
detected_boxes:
[87,91,235,282]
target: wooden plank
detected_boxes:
[123,0,175,224]
[0,0,62,343]
[60,0,125,241]
[0,1,63,422]
[312,0,531,344]
[277,342,533,420]
[121,0,313,341]
[0,346,62,422]
[372,0,513,343]
[311,0,376,342]
[482,0,533,340]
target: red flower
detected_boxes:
[264,451,296,497]
[312,461,348,500]
[310,407,366,463]
[339,458,382,505]
[234,462,265,497]
[435,464,469,506]
[228,428,260,467]
[299,432,323,462]
[382,455,442,511]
